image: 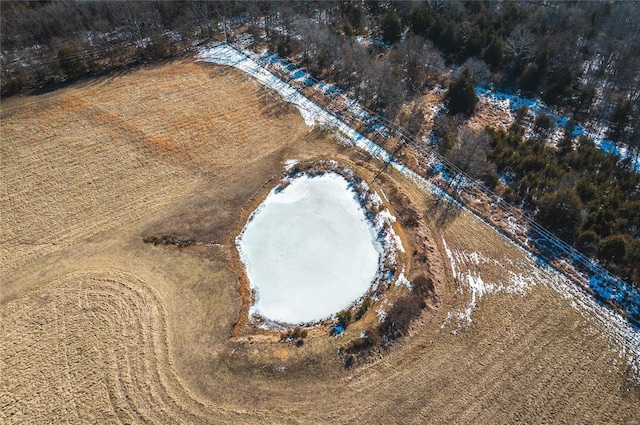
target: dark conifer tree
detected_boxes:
[380,11,402,45]
[446,68,478,116]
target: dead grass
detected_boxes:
[1,60,638,424]
[466,96,512,132]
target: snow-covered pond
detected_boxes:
[237,173,383,324]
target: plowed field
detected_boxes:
[1,59,638,424]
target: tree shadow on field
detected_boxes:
[425,195,462,229]
[31,55,190,96]
[256,90,298,119]
[31,65,137,96]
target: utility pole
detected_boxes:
[222,2,228,44]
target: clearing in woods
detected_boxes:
[1,59,638,424]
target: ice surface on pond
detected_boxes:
[237,173,383,324]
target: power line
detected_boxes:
[240,43,639,328]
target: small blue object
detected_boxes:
[572,125,585,136]
[331,325,345,336]
[598,139,619,155]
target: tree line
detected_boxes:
[433,118,640,286]
[4,1,639,135]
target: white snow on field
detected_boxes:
[441,235,640,373]
[442,239,500,326]
[237,173,382,324]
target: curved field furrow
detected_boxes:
[0,270,242,424]
[80,273,227,424]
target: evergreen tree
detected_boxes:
[446,68,478,116]
[608,99,632,143]
[409,5,430,38]
[598,234,628,265]
[483,36,504,71]
[342,3,366,35]
[557,120,576,156]
[381,11,402,45]
[536,189,583,243]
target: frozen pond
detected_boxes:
[237,173,382,324]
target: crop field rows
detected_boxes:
[1,121,193,274]
[1,59,639,424]
[0,62,306,276]
[0,268,278,424]
[1,82,192,276]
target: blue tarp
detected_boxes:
[331,324,345,336]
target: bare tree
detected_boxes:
[461,57,492,87]
[446,128,491,179]
[391,34,429,96]
[338,40,373,98]
[371,60,403,121]
[505,25,534,70]
[193,2,215,39]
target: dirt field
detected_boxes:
[1,59,639,424]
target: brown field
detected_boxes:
[1,59,639,424]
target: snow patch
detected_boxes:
[395,267,412,289]
[376,307,388,322]
[284,159,299,170]
[441,236,541,327]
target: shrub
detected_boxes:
[411,275,434,298]
[342,326,382,355]
[534,112,552,132]
[598,234,628,265]
[535,189,583,243]
[57,47,86,79]
[482,169,500,190]
[1,66,28,97]
[380,11,402,45]
[401,207,420,228]
[515,105,529,124]
[355,298,372,321]
[336,309,352,328]
[577,230,599,256]
[343,354,356,368]
[281,327,308,343]
[378,294,425,340]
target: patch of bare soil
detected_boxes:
[1,60,638,424]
